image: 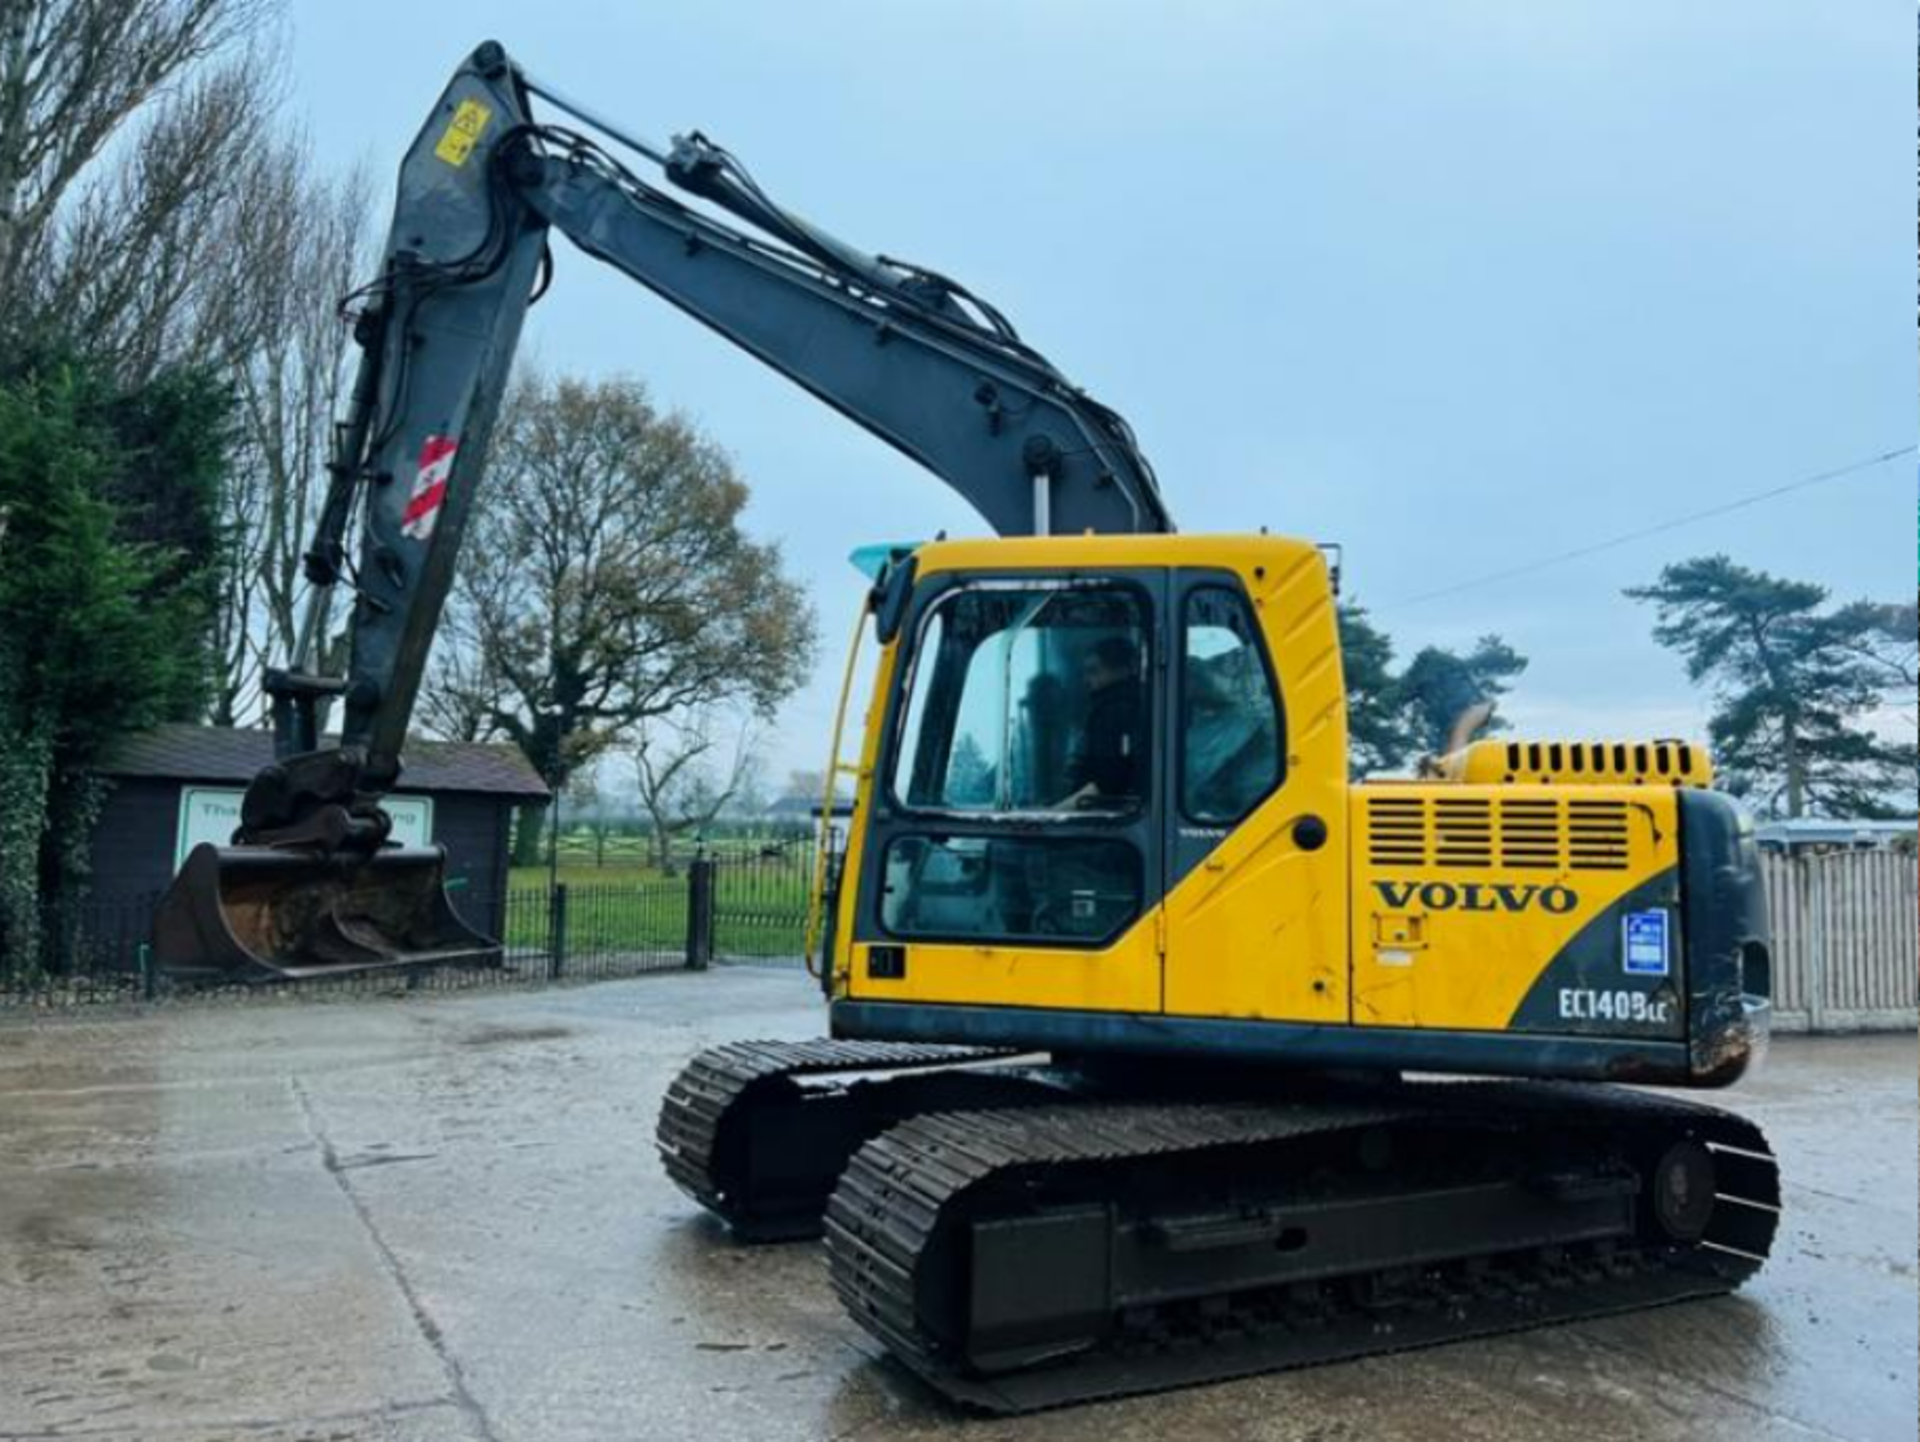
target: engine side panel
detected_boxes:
[1350,783,1687,1038]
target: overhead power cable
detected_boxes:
[1382,443,1915,609]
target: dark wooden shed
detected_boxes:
[91,724,549,904]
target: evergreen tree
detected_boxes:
[1397,636,1529,756]
[0,359,228,966]
[1337,603,1413,777]
[1337,603,1527,776]
[1627,555,1914,818]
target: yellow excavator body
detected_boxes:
[657,533,1773,1411]
[818,534,1757,1084]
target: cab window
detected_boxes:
[891,584,1149,817]
[881,581,1150,947]
[1181,586,1283,824]
[880,835,1139,944]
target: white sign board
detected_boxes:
[174,787,433,870]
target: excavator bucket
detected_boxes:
[153,843,502,982]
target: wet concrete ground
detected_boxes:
[0,968,1911,1442]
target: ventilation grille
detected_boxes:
[1366,796,1632,872]
[1366,797,1426,869]
[1497,739,1705,785]
[1501,798,1561,870]
[1567,799,1631,871]
[1434,799,1493,868]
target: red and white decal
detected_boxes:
[400,435,458,541]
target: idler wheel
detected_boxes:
[1650,1140,1717,1241]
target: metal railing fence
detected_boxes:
[3,845,1909,1033]
[0,874,707,1008]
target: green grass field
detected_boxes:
[493,853,817,961]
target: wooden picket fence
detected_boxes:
[1763,850,1917,1033]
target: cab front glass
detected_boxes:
[879,579,1150,946]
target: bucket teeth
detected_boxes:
[151,843,500,982]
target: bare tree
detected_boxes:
[777,767,850,806]
[0,0,277,361]
[779,769,826,802]
[417,627,508,744]
[205,139,372,721]
[632,714,758,871]
[419,505,524,744]
[424,371,818,863]
[38,58,275,377]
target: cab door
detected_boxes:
[843,570,1168,1015]
[1160,567,1349,1024]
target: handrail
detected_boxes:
[803,605,872,977]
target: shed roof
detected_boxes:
[100,724,550,800]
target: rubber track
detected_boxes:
[657,1039,1013,1236]
[825,1080,1778,1412]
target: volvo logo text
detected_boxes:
[1374,880,1578,915]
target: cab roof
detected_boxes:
[911,532,1326,577]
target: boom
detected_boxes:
[251,40,1170,849]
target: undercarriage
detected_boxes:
[658,1040,1778,1412]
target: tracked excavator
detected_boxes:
[154,43,1778,1410]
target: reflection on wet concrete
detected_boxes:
[0,973,1912,1441]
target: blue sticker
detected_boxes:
[1623,910,1670,977]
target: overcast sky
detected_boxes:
[285,1,1912,785]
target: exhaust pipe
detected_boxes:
[153,843,502,982]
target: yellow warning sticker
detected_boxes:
[433,98,493,167]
